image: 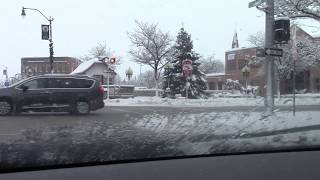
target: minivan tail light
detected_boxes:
[99,86,104,94]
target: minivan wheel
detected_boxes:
[75,101,90,115]
[0,100,12,116]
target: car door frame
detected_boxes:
[14,77,52,112]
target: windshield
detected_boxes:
[1,0,320,171]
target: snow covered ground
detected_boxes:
[1,107,320,166]
[133,110,320,154]
[105,95,320,107]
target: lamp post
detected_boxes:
[125,67,133,83]
[164,63,174,96]
[21,6,55,74]
[241,64,251,95]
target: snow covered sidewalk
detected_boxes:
[105,96,320,107]
[133,110,320,154]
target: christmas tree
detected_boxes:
[163,28,207,98]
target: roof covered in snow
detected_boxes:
[225,47,256,53]
[71,58,107,74]
[295,19,320,38]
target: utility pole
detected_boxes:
[292,24,297,116]
[21,7,55,74]
[49,17,54,74]
[264,0,275,114]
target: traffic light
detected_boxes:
[42,25,50,40]
[109,58,116,64]
[274,19,290,44]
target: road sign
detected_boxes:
[256,48,266,57]
[248,0,266,8]
[265,48,283,57]
[182,59,193,77]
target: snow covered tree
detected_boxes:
[275,0,320,21]
[128,20,173,96]
[199,55,224,74]
[247,31,265,48]
[165,28,207,99]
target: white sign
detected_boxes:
[227,54,235,60]
[265,48,283,57]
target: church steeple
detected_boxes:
[232,31,239,49]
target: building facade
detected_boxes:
[207,47,264,92]
[21,57,81,77]
[207,26,320,94]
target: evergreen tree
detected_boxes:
[163,28,207,98]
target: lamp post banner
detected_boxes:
[41,24,50,40]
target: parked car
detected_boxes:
[0,74,105,115]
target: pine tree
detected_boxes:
[163,28,207,98]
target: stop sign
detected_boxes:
[182,59,193,77]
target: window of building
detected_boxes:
[227,60,236,71]
[238,59,247,70]
[209,82,216,90]
[227,54,235,60]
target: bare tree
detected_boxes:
[199,55,224,74]
[128,20,173,96]
[247,31,265,48]
[275,0,320,21]
[89,42,110,59]
[80,42,121,65]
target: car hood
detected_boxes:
[0,87,13,96]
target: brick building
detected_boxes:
[207,47,264,91]
[21,57,81,77]
[207,26,320,94]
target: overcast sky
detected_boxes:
[0,0,266,79]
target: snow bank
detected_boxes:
[105,96,320,107]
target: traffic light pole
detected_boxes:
[49,17,54,74]
[264,0,275,114]
[292,25,297,116]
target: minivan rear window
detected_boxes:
[48,78,94,89]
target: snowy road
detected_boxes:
[0,105,319,137]
[1,105,320,168]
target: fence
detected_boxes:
[134,89,164,97]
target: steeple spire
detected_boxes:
[232,31,239,49]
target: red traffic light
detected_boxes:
[110,58,116,64]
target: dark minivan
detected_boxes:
[0,75,105,115]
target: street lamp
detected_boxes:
[125,67,133,82]
[21,6,55,74]
[241,64,251,94]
